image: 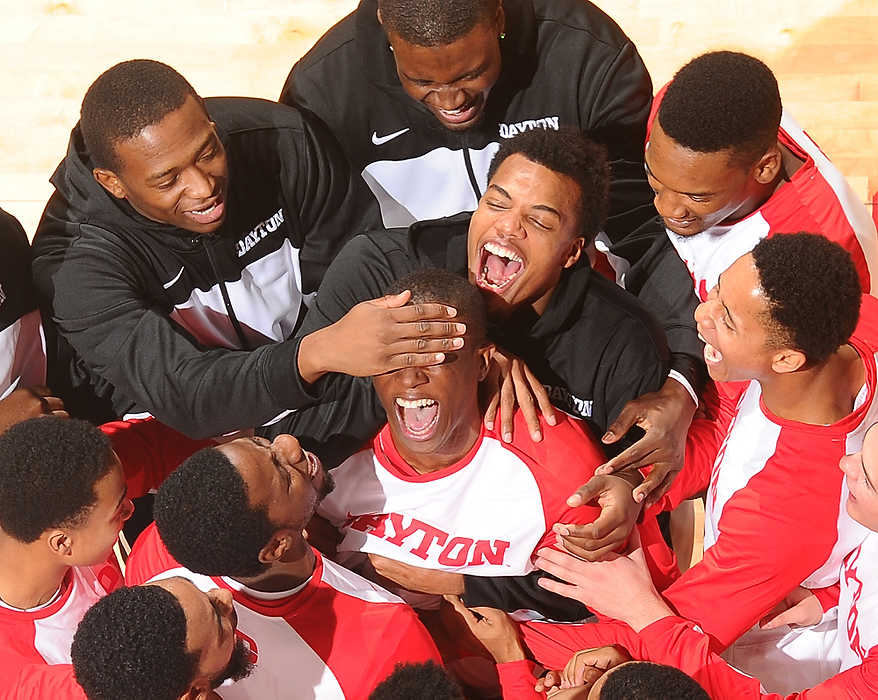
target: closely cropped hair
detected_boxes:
[0,418,113,542]
[658,51,781,166]
[81,59,200,170]
[378,0,499,46]
[599,661,710,699]
[370,661,464,700]
[155,447,274,577]
[752,232,861,364]
[71,585,197,700]
[385,268,488,345]
[488,127,610,243]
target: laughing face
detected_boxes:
[645,120,770,237]
[384,11,504,131]
[94,93,229,235]
[694,253,778,383]
[218,435,333,531]
[840,423,878,531]
[467,153,584,317]
[372,334,493,473]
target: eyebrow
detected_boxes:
[402,62,487,85]
[713,276,736,326]
[643,160,716,198]
[146,132,216,183]
[487,184,562,219]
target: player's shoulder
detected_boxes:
[293,10,358,74]
[531,0,634,50]
[503,409,604,482]
[125,522,182,586]
[207,96,308,137]
[853,294,878,352]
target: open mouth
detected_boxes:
[435,95,482,125]
[703,341,723,365]
[304,451,322,480]
[184,194,225,226]
[476,240,524,293]
[395,397,440,440]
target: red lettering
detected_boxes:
[468,539,510,566]
[437,537,474,566]
[346,512,389,539]
[409,522,448,560]
[385,513,427,547]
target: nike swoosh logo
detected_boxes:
[163,266,186,289]
[372,128,410,146]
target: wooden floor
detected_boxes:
[1,0,876,236]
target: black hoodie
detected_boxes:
[281,0,705,392]
[32,97,369,438]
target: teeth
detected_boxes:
[704,342,723,363]
[484,241,522,263]
[190,202,217,215]
[396,398,436,409]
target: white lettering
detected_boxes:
[235,208,285,257]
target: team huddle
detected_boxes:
[2,0,878,698]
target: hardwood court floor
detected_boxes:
[1,0,876,235]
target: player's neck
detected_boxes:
[0,537,69,610]
[233,539,316,593]
[760,343,865,424]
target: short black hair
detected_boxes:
[80,59,200,170]
[385,268,488,345]
[71,584,197,700]
[0,417,113,543]
[154,447,274,578]
[488,127,609,243]
[599,661,709,699]
[658,51,782,166]
[370,661,464,699]
[752,232,861,364]
[378,0,499,47]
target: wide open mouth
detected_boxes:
[476,240,524,293]
[395,397,440,441]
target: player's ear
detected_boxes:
[258,531,293,564]
[376,8,383,26]
[477,344,495,382]
[752,144,782,185]
[563,237,585,269]
[47,530,73,559]
[770,347,806,374]
[93,168,127,200]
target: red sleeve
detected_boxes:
[101,418,211,499]
[496,660,542,700]
[124,522,183,586]
[363,604,443,693]
[0,663,86,700]
[651,416,722,513]
[639,616,878,700]
[813,584,841,614]
[660,445,843,651]
[507,412,604,552]
[517,618,643,671]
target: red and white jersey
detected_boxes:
[838,530,878,672]
[0,562,123,700]
[126,524,441,699]
[633,295,878,692]
[317,412,605,589]
[628,614,878,700]
[646,90,878,300]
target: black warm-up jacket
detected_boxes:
[32,98,369,437]
[282,0,704,391]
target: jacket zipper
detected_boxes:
[462,147,482,202]
[199,237,252,351]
